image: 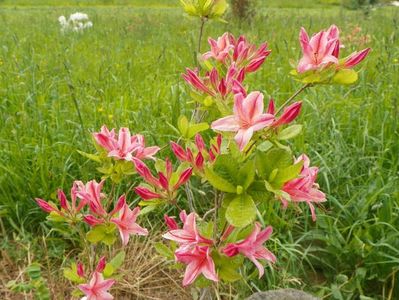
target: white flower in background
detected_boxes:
[392,1,399,7]
[58,12,93,33]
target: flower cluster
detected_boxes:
[183,33,270,109]
[58,12,93,33]
[133,158,192,203]
[77,258,115,300]
[294,25,370,84]
[34,21,370,298]
[93,125,159,162]
[170,133,222,175]
[163,212,276,285]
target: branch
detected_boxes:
[275,83,312,115]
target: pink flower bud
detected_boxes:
[186,148,194,162]
[209,68,219,90]
[35,198,56,213]
[165,158,173,179]
[218,78,227,97]
[158,172,169,190]
[164,215,178,230]
[134,187,162,200]
[267,99,275,115]
[195,152,204,169]
[110,194,126,215]
[179,210,187,223]
[77,262,85,278]
[133,158,160,188]
[274,101,302,126]
[232,80,246,97]
[57,189,69,211]
[221,225,235,241]
[222,243,239,257]
[83,215,104,226]
[195,134,205,152]
[182,68,215,96]
[173,168,193,190]
[170,142,187,161]
[96,256,106,273]
[344,48,371,68]
[245,56,266,73]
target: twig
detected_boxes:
[197,18,206,58]
[275,83,312,115]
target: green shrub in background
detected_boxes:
[230,0,258,21]
[342,0,379,9]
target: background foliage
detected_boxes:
[0,0,398,299]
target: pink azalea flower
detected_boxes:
[211,91,274,150]
[175,245,218,286]
[281,154,326,221]
[35,182,102,217]
[107,127,139,161]
[78,272,115,300]
[229,35,271,73]
[110,201,148,246]
[297,25,370,73]
[163,212,213,247]
[297,25,339,73]
[223,222,276,278]
[92,125,118,153]
[131,134,160,161]
[203,32,233,62]
[93,126,159,161]
[74,179,107,216]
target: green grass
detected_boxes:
[0,1,398,299]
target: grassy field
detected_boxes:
[0,0,398,299]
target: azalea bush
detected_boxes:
[34,6,371,298]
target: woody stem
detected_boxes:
[275,83,312,115]
[197,18,206,56]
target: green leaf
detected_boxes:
[204,167,236,193]
[139,205,157,215]
[257,140,273,152]
[210,0,228,17]
[277,125,303,140]
[177,115,189,137]
[63,263,84,284]
[271,161,304,188]
[213,154,239,184]
[110,251,126,269]
[247,181,271,202]
[25,263,41,280]
[333,69,358,85]
[77,150,101,163]
[237,159,255,189]
[46,211,66,222]
[213,250,243,282]
[187,122,209,138]
[226,195,256,227]
[103,264,115,278]
[154,242,174,259]
[255,148,292,180]
[87,226,106,243]
[86,223,117,245]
